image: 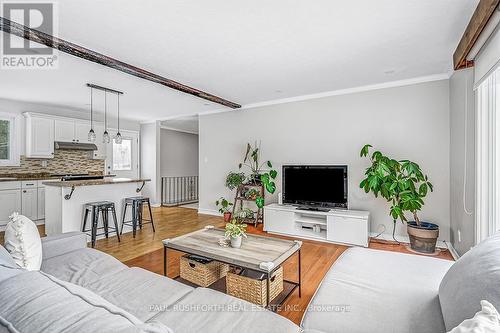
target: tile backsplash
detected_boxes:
[0,150,105,175]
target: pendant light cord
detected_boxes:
[117,93,120,133]
[90,87,93,129]
[104,91,107,130]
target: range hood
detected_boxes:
[54,141,98,151]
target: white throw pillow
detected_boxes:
[448,300,500,333]
[4,213,42,271]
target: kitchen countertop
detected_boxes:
[0,174,113,182]
[43,178,150,187]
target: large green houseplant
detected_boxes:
[359,144,439,253]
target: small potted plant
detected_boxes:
[235,208,254,220]
[216,197,233,222]
[225,218,247,248]
[244,188,259,200]
[225,172,246,191]
[360,144,437,253]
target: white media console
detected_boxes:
[264,203,370,247]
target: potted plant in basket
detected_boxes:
[359,144,438,253]
[216,197,233,222]
[225,218,247,248]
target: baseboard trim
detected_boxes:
[197,208,221,217]
[369,232,448,249]
[445,241,460,260]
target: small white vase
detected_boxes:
[230,235,242,248]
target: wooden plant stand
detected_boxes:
[232,183,264,227]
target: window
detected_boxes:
[112,138,132,171]
[0,114,19,166]
[476,66,500,243]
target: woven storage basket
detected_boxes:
[180,255,229,287]
[226,266,283,306]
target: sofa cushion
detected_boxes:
[0,245,17,269]
[301,247,453,333]
[0,246,23,284]
[149,287,301,333]
[0,270,173,333]
[448,300,500,333]
[41,247,127,287]
[439,232,500,331]
[86,267,194,322]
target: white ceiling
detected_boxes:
[0,0,478,122]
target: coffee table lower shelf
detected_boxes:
[173,275,299,311]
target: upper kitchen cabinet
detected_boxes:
[54,119,76,142]
[24,113,55,158]
[55,119,92,143]
[75,122,92,143]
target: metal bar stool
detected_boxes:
[82,201,121,248]
[120,196,155,238]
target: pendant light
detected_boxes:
[115,93,122,144]
[103,90,110,144]
[87,87,96,142]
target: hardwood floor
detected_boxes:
[120,207,453,325]
[0,206,454,325]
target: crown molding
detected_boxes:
[198,73,451,118]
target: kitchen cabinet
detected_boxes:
[75,122,91,143]
[37,187,45,220]
[55,119,92,143]
[0,188,22,226]
[25,115,55,158]
[55,119,75,142]
[21,188,38,221]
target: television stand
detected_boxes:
[296,206,330,212]
[264,203,370,247]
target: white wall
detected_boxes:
[199,80,451,240]
[140,121,161,206]
[449,68,475,256]
[160,128,199,177]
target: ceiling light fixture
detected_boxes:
[88,86,96,142]
[115,94,122,144]
[103,90,110,144]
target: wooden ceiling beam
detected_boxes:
[0,17,241,109]
[453,0,500,70]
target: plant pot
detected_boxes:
[407,221,439,254]
[230,235,242,248]
[223,212,232,223]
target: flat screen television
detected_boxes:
[282,165,348,210]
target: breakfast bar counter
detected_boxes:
[44,178,150,236]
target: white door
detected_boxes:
[55,119,75,142]
[75,122,91,143]
[0,190,21,226]
[21,188,38,221]
[27,117,54,158]
[37,187,45,220]
[105,130,139,178]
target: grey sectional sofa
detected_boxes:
[2,231,499,333]
[0,232,300,333]
[302,232,500,333]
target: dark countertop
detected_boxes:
[43,178,150,187]
[0,174,113,182]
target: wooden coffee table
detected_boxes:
[162,226,302,309]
